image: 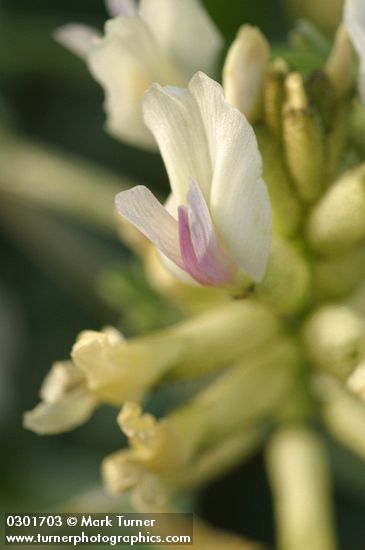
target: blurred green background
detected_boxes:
[1,1,364,549]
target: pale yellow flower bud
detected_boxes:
[117,403,189,471]
[72,301,281,405]
[223,25,270,123]
[314,244,365,298]
[256,127,302,238]
[266,426,336,550]
[102,450,169,511]
[325,25,355,99]
[283,73,326,202]
[307,164,365,254]
[257,237,311,313]
[23,361,98,435]
[305,70,335,129]
[102,449,146,495]
[302,305,365,379]
[72,326,182,404]
[104,337,298,501]
[263,58,289,137]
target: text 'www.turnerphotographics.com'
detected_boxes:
[4,513,193,546]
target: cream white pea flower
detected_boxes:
[55,0,223,150]
[115,72,272,288]
[344,0,365,104]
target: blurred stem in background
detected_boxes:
[0,125,135,235]
[0,124,184,331]
[267,426,336,550]
[0,123,141,319]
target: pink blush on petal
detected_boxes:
[178,203,237,287]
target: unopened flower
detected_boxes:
[306,164,365,255]
[55,0,222,149]
[23,361,98,435]
[325,25,354,99]
[24,302,280,436]
[223,25,270,123]
[282,73,325,203]
[264,58,290,134]
[102,336,298,508]
[71,300,279,402]
[116,72,272,289]
[256,236,311,314]
[301,305,365,379]
[344,0,365,104]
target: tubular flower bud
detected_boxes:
[257,237,311,314]
[115,73,272,289]
[71,301,281,405]
[54,0,222,149]
[102,337,298,504]
[263,58,289,137]
[109,416,264,499]
[23,361,98,435]
[223,25,270,123]
[72,325,182,405]
[305,71,335,129]
[344,0,365,105]
[283,73,326,202]
[266,426,336,550]
[102,448,146,495]
[325,25,355,99]
[306,164,365,255]
[256,127,302,238]
[301,305,365,379]
[102,449,170,511]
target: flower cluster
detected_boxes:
[26,0,365,547]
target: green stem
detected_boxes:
[266,425,337,550]
[0,126,137,235]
